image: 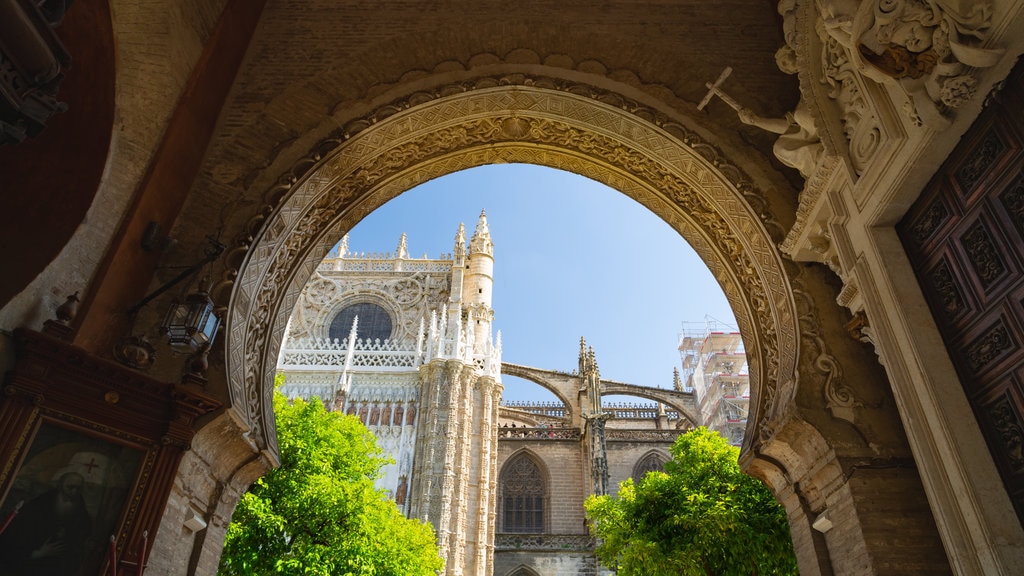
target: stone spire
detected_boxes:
[469,210,492,255]
[673,366,683,391]
[579,341,608,496]
[339,234,349,258]
[453,222,466,266]
[578,337,588,375]
[396,233,409,259]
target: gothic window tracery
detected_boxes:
[329,302,393,342]
[633,451,668,481]
[500,452,547,533]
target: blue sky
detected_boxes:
[347,164,736,402]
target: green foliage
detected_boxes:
[584,427,798,576]
[218,379,443,576]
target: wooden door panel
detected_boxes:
[898,61,1024,526]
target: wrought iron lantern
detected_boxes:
[161,290,221,350]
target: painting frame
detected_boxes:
[0,417,148,576]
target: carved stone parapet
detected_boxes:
[494,533,596,552]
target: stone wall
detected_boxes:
[147,413,272,576]
[605,440,672,495]
[492,550,600,576]
[496,438,587,535]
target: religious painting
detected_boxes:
[0,421,144,576]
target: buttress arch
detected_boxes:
[225,82,802,466]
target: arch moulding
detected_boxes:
[224,81,802,463]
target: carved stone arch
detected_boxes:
[498,449,550,534]
[506,566,541,576]
[224,81,802,463]
[632,448,670,481]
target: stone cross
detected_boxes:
[697,66,742,112]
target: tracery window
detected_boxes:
[633,451,667,481]
[500,453,547,533]
[329,302,392,342]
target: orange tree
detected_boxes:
[584,427,797,576]
[218,380,442,576]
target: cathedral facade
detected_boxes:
[2,1,1024,574]
[276,217,694,575]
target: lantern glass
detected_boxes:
[162,292,221,349]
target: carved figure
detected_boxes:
[732,47,824,178]
[830,0,1003,124]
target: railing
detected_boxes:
[602,402,680,420]
[494,534,595,552]
[318,258,453,273]
[501,400,567,418]
[279,337,420,370]
[604,429,685,442]
[498,426,580,440]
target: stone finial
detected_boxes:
[396,233,409,259]
[578,337,588,375]
[454,222,466,250]
[338,234,349,258]
[453,222,466,265]
[469,210,492,255]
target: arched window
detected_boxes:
[633,451,668,481]
[507,567,541,576]
[500,453,546,533]
[329,302,393,342]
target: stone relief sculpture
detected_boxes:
[701,0,825,180]
[823,0,1003,126]
[736,47,824,178]
[700,47,823,179]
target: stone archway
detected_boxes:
[215,77,945,575]
[226,81,801,466]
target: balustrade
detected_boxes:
[494,533,595,551]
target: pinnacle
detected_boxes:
[473,209,490,238]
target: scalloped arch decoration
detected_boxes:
[225,83,799,459]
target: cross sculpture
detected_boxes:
[697,66,742,113]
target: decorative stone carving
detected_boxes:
[823,0,1004,127]
[795,286,863,428]
[818,20,884,175]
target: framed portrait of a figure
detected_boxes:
[0,421,145,576]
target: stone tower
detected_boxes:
[411,211,503,575]
[277,213,502,576]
